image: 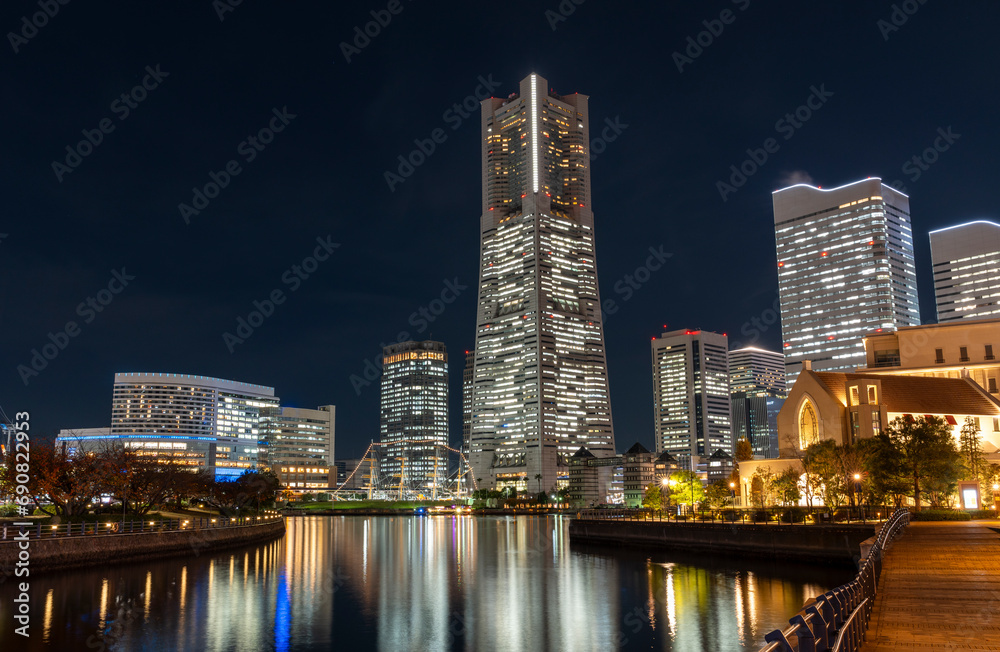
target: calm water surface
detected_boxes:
[0,516,850,651]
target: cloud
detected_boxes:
[777,170,814,187]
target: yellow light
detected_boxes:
[854,473,861,481]
[51,525,57,530]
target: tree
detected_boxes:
[735,439,753,463]
[959,417,985,482]
[705,481,731,509]
[667,471,705,508]
[2,442,107,518]
[803,440,846,509]
[749,466,775,509]
[772,468,802,506]
[642,483,663,510]
[198,468,281,516]
[885,416,963,511]
[534,473,543,493]
[97,442,194,517]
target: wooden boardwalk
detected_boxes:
[865,521,1000,650]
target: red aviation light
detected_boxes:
[827,336,835,340]
[869,241,875,245]
[821,251,828,257]
[778,262,784,268]
[784,343,791,348]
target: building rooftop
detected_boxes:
[810,371,1000,416]
[624,442,651,455]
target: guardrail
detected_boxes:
[576,507,890,525]
[0,514,284,540]
[756,507,910,652]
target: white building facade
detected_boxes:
[930,220,1000,322]
[773,178,920,386]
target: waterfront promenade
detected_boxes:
[865,521,1000,650]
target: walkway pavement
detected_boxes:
[865,520,1000,650]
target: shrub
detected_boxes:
[780,507,808,523]
[910,510,971,521]
[966,509,997,520]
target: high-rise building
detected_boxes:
[462,349,474,456]
[379,341,449,494]
[108,372,279,478]
[729,346,786,458]
[930,220,1000,322]
[260,405,335,491]
[468,73,616,491]
[773,178,920,385]
[651,329,732,470]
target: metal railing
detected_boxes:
[0,514,284,540]
[576,506,891,525]
[756,507,910,652]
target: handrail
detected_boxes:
[755,507,909,652]
[0,514,284,540]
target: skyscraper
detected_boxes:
[469,73,616,492]
[773,178,920,385]
[379,340,449,494]
[729,347,786,458]
[651,329,732,470]
[929,220,1000,321]
[259,405,336,491]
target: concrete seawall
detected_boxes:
[0,520,285,575]
[569,519,875,564]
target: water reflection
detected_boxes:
[0,516,848,651]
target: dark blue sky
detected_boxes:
[3,1,997,458]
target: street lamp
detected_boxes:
[729,481,736,506]
[853,473,863,520]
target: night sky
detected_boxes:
[4,1,998,458]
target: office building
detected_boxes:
[858,318,999,398]
[651,329,732,469]
[469,73,616,492]
[379,341,449,494]
[729,346,786,458]
[107,372,279,478]
[773,178,920,385]
[930,220,1000,321]
[260,405,335,491]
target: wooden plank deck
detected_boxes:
[865,521,1000,650]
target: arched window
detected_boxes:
[799,400,819,449]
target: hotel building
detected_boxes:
[468,73,616,491]
[772,178,920,385]
[930,220,1000,321]
[379,341,449,494]
[108,372,279,478]
[651,329,732,469]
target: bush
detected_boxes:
[910,510,971,521]
[780,507,808,523]
[0,504,21,517]
[966,509,997,520]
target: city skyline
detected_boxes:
[5,3,1000,462]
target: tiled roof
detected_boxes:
[809,371,1000,416]
[571,446,596,459]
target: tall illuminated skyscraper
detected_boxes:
[729,347,785,459]
[773,178,920,385]
[379,341,449,494]
[651,330,732,470]
[469,73,616,492]
[930,220,1000,321]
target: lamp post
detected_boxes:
[853,473,863,521]
[729,481,736,507]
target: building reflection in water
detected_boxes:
[0,515,846,651]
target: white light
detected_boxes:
[928,220,1000,235]
[531,74,538,195]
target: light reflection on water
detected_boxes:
[0,515,848,651]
